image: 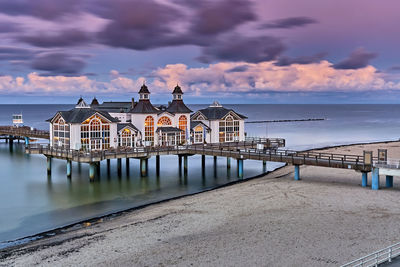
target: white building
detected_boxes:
[47,86,246,150]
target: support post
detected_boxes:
[294,165,300,181]
[140,158,148,177]
[263,160,267,172]
[178,155,182,170]
[24,137,30,147]
[67,160,72,178]
[156,155,160,176]
[47,156,52,175]
[201,155,206,171]
[97,162,100,177]
[227,157,231,169]
[117,158,122,177]
[89,162,96,180]
[386,175,393,188]
[107,159,110,173]
[237,159,243,178]
[126,158,130,174]
[372,168,380,190]
[214,156,217,166]
[362,172,368,187]
[183,155,188,176]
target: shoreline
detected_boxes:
[1,138,399,253]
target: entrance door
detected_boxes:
[91,139,102,150]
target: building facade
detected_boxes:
[48,86,246,150]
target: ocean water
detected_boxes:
[1,104,400,246]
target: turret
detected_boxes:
[139,83,150,100]
[172,84,183,100]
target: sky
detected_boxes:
[0,0,399,104]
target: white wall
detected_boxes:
[70,124,81,150]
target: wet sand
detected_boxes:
[2,141,400,266]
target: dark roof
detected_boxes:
[130,100,159,113]
[172,84,183,94]
[90,97,99,106]
[166,100,192,113]
[138,84,150,94]
[48,108,119,123]
[190,121,211,131]
[96,101,132,113]
[156,127,183,133]
[77,97,84,105]
[193,106,247,120]
[117,123,139,132]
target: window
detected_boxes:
[219,115,239,142]
[53,117,70,148]
[80,114,111,150]
[178,115,187,141]
[120,129,133,147]
[157,116,172,126]
[144,116,154,145]
[194,125,203,143]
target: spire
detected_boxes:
[138,83,150,100]
[172,84,183,100]
[90,97,99,106]
[75,97,90,108]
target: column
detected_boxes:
[362,172,368,187]
[107,159,110,174]
[140,158,148,177]
[96,162,100,177]
[117,158,122,177]
[237,159,244,178]
[156,155,160,176]
[372,167,380,190]
[214,156,217,166]
[24,137,30,147]
[47,156,52,175]
[294,165,300,181]
[126,158,130,174]
[263,160,267,172]
[201,155,206,171]
[227,157,231,169]
[89,162,96,180]
[67,160,72,178]
[386,175,393,188]
[183,155,188,176]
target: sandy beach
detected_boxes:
[2,141,400,266]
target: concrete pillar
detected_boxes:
[67,160,72,178]
[126,158,130,174]
[140,158,148,177]
[47,157,52,175]
[201,155,206,171]
[294,165,300,181]
[227,157,231,169]
[96,162,100,176]
[117,158,122,177]
[263,160,267,172]
[89,162,96,180]
[386,175,393,188]
[24,137,30,147]
[183,155,188,176]
[107,159,110,173]
[156,155,160,176]
[214,156,217,166]
[237,159,244,178]
[372,168,380,190]
[362,172,368,187]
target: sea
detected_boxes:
[1,104,400,248]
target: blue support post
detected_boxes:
[263,160,267,172]
[294,165,300,181]
[362,172,368,187]
[89,163,96,180]
[47,157,52,175]
[126,158,130,174]
[372,168,380,190]
[67,160,72,178]
[386,175,393,188]
[184,155,188,176]
[237,159,244,178]
[227,157,231,169]
[117,158,122,177]
[156,155,160,176]
[140,158,148,177]
[24,137,29,147]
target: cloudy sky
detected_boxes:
[0,0,399,104]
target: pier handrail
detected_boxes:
[340,241,400,267]
[373,159,400,169]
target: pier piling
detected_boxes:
[183,155,188,176]
[126,158,130,174]
[140,158,148,177]
[362,172,368,187]
[294,165,300,181]
[156,155,160,176]
[117,158,122,177]
[67,160,72,178]
[237,159,244,178]
[89,163,96,180]
[107,159,110,173]
[386,175,393,188]
[46,156,52,175]
[372,168,380,190]
[24,137,29,147]
[227,157,231,169]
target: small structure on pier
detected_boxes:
[12,113,23,127]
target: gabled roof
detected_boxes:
[172,84,183,94]
[139,84,150,94]
[166,100,192,113]
[117,123,139,132]
[130,100,159,113]
[192,106,247,120]
[48,108,119,123]
[190,121,211,132]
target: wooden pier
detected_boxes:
[0,126,50,145]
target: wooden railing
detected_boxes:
[0,126,50,139]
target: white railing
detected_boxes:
[340,241,400,267]
[373,159,400,169]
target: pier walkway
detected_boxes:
[0,126,49,145]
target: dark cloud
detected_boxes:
[227,65,249,72]
[275,52,327,66]
[388,66,400,72]
[190,0,256,35]
[31,53,86,75]
[260,16,317,29]
[0,22,22,33]
[18,29,91,48]
[199,35,285,63]
[333,48,377,69]
[0,46,36,60]
[0,0,80,20]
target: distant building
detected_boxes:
[47,85,246,150]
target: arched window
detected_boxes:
[219,115,239,142]
[80,115,110,150]
[157,116,172,126]
[144,116,154,145]
[179,115,187,142]
[120,129,133,147]
[53,117,70,148]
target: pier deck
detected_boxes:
[0,126,50,140]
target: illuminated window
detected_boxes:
[219,115,239,142]
[120,129,134,147]
[194,125,203,143]
[178,115,187,141]
[80,114,110,150]
[157,116,172,126]
[144,116,154,145]
[53,117,70,148]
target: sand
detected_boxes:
[2,141,400,267]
